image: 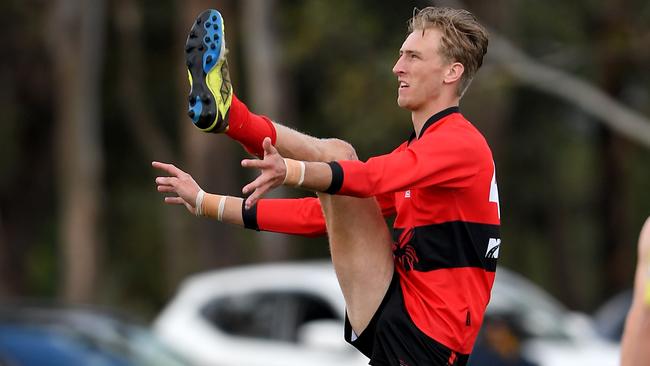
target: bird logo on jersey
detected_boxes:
[393,228,419,271]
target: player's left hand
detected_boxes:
[152,161,202,214]
[241,137,286,209]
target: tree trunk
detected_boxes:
[596,0,634,301]
[48,0,106,303]
[241,0,294,261]
[0,212,8,297]
[113,0,191,293]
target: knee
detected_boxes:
[320,138,358,161]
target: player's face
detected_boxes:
[392,28,451,111]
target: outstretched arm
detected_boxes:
[153,160,395,236]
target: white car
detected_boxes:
[154,262,619,366]
[154,262,367,366]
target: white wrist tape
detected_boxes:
[283,158,306,187]
[297,161,306,187]
[195,189,205,216]
[217,196,227,222]
[282,159,289,185]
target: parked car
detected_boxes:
[0,304,191,366]
[154,261,619,366]
[155,262,366,366]
[481,268,620,366]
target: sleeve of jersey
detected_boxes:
[327,130,481,197]
[246,197,326,237]
[244,195,396,237]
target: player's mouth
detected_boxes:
[399,81,409,89]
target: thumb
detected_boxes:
[262,137,277,157]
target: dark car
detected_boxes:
[0,304,191,366]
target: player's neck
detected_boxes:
[411,95,460,138]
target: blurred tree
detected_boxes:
[48,0,106,303]
[591,0,650,302]
[112,0,189,298]
[0,0,58,299]
[0,213,7,296]
[241,0,295,261]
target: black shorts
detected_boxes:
[344,273,469,366]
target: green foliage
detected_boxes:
[278,0,414,158]
[0,0,649,316]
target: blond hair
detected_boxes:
[408,7,488,96]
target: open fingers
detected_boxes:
[241,139,279,169]
[157,184,176,193]
[164,196,185,205]
[242,172,271,196]
[244,184,270,210]
[152,161,184,177]
[241,158,267,169]
[155,176,177,186]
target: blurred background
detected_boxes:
[0,0,649,364]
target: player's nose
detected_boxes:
[392,55,406,76]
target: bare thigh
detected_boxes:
[318,193,394,335]
[271,122,395,334]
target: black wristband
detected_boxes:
[242,201,259,231]
[324,161,344,194]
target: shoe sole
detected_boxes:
[185,9,230,133]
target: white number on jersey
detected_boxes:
[489,162,501,219]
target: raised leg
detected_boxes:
[311,141,395,335]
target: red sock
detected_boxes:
[226,94,277,158]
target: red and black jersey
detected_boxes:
[243,106,500,354]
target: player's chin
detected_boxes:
[396,96,415,110]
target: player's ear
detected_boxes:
[443,62,464,85]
